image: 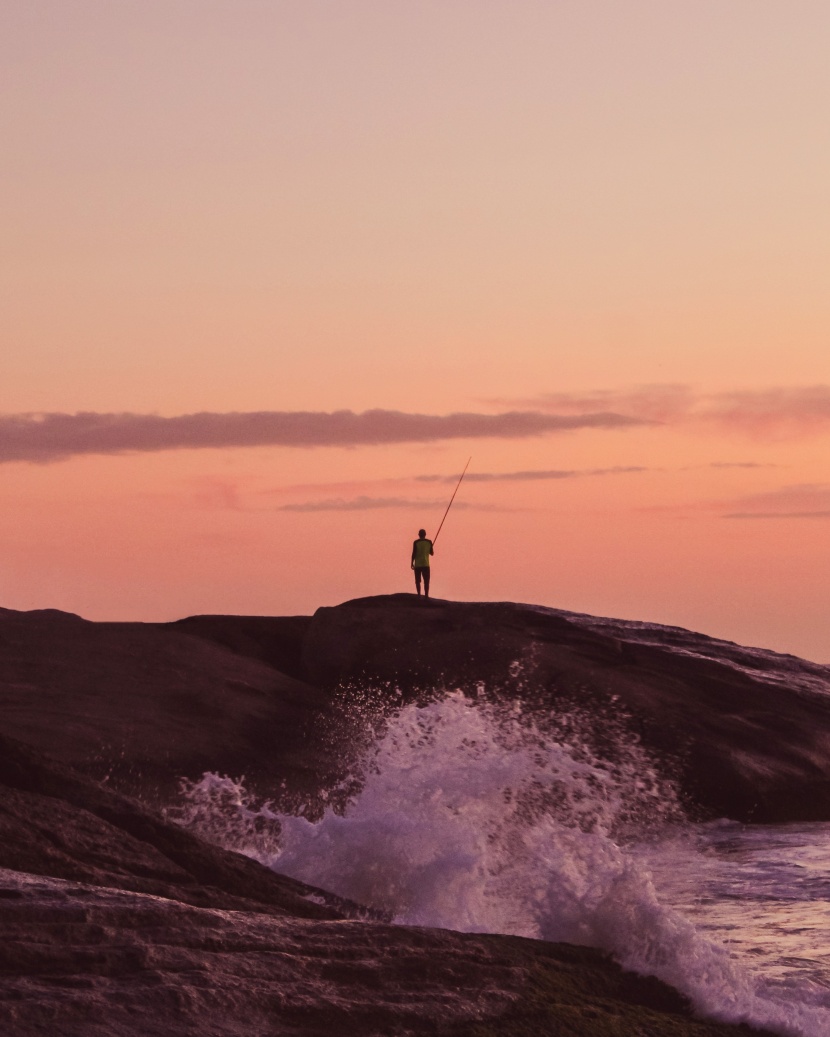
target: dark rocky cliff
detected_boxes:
[2,595,830,822]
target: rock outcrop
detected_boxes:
[2,596,830,823]
[0,598,805,1035]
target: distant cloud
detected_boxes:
[278,496,508,512]
[721,483,830,519]
[275,462,765,497]
[725,511,830,519]
[707,461,781,470]
[416,465,649,483]
[674,460,782,472]
[279,496,434,512]
[701,388,830,438]
[0,408,647,464]
[488,385,692,423]
[489,385,830,439]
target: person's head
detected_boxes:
[418,529,426,538]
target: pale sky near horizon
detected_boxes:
[2,2,830,661]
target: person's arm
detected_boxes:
[429,541,434,556]
[411,541,417,568]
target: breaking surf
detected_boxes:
[173,688,830,1037]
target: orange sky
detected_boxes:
[2,2,830,661]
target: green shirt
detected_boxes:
[412,538,433,567]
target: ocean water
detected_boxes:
[633,822,830,992]
[175,690,830,1037]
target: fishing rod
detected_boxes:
[432,457,471,544]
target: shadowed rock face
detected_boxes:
[0,733,353,919]
[0,607,330,805]
[171,613,312,681]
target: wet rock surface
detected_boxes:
[0,870,772,1037]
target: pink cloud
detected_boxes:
[700,388,830,438]
[0,408,646,464]
[642,483,830,520]
[725,511,830,519]
[277,496,511,512]
[488,385,693,423]
[416,466,649,483]
[490,385,830,439]
[723,483,830,519]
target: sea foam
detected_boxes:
[174,689,830,1037]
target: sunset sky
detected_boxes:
[3,1,830,661]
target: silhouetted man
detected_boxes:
[411,529,433,597]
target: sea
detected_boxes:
[174,619,830,1037]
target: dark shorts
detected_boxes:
[414,566,430,586]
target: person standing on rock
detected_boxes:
[411,529,434,597]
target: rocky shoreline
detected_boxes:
[3,594,822,1035]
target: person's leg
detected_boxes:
[414,567,422,594]
[423,567,430,597]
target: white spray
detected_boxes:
[174,690,830,1037]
